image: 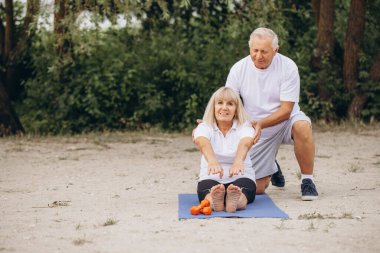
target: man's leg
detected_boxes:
[256,176,271,194]
[292,121,315,175]
[292,120,318,200]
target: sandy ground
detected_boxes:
[1,125,380,253]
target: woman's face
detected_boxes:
[214,98,236,124]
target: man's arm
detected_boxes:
[194,136,223,178]
[252,101,294,144]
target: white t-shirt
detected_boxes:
[226,53,301,118]
[193,120,256,183]
[226,53,301,140]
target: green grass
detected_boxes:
[348,164,364,173]
[103,218,119,226]
[298,212,354,220]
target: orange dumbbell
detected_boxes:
[190,199,212,215]
[201,206,212,215]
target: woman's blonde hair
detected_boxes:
[202,87,249,127]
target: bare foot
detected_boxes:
[226,184,242,213]
[210,184,225,212]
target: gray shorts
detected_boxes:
[250,111,311,179]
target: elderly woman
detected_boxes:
[193,87,256,213]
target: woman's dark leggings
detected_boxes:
[197,178,256,204]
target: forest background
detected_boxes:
[1,0,379,135]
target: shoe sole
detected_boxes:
[272,182,285,187]
[301,195,318,201]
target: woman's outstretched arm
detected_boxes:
[229,137,254,177]
[195,136,223,179]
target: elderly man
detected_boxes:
[226,27,318,200]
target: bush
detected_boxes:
[16,1,380,134]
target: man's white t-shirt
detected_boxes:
[226,53,301,140]
[193,120,256,184]
[226,53,301,119]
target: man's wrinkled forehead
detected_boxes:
[250,37,274,50]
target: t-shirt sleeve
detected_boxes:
[225,64,241,95]
[280,62,300,103]
[193,123,212,140]
[239,122,255,139]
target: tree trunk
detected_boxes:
[17,0,40,46]
[4,0,15,96]
[0,0,23,136]
[311,0,321,25]
[311,0,335,102]
[343,0,365,93]
[347,49,380,119]
[369,50,380,82]
[344,0,366,119]
[0,16,5,60]
[0,0,40,136]
[0,80,24,136]
[54,0,70,56]
[4,0,14,62]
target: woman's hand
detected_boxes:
[208,159,224,179]
[229,161,244,177]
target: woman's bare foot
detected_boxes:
[226,184,242,213]
[210,184,225,212]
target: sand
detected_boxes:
[1,126,380,253]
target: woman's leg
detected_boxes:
[197,180,225,211]
[226,178,256,213]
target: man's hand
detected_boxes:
[251,120,262,144]
[208,160,224,179]
[192,119,203,143]
[229,161,244,177]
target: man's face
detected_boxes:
[249,37,277,69]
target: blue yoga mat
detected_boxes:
[178,193,289,219]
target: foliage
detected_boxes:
[11,0,380,134]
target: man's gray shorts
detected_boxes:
[250,111,311,179]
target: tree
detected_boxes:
[0,0,40,135]
[370,50,380,83]
[311,0,335,102]
[349,49,380,120]
[343,0,366,119]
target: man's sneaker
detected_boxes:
[301,179,319,201]
[271,160,285,187]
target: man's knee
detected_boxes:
[292,121,312,141]
[256,176,271,194]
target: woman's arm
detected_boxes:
[229,137,254,177]
[195,136,223,179]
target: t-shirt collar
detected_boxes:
[213,119,238,132]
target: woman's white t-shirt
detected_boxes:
[193,120,256,184]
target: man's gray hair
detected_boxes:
[248,27,279,50]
